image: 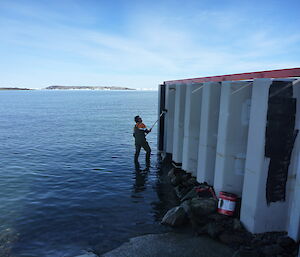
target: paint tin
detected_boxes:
[218,191,237,216]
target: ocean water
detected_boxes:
[0,90,173,257]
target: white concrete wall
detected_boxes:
[214,81,252,196]
[288,142,300,240]
[287,79,300,241]
[182,83,203,176]
[197,82,221,185]
[164,84,176,154]
[240,79,274,233]
[172,84,187,164]
[162,77,300,242]
[241,78,298,233]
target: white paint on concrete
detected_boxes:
[164,84,176,154]
[287,79,300,241]
[288,145,300,240]
[172,84,187,164]
[240,79,298,234]
[214,81,252,196]
[197,82,221,185]
[182,83,203,176]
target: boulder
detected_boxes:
[174,185,192,199]
[260,244,284,256]
[277,236,297,251]
[196,224,209,235]
[181,173,192,182]
[167,168,175,178]
[208,213,229,222]
[219,231,249,246]
[161,206,188,227]
[182,177,197,187]
[187,177,198,186]
[170,176,182,186]
[180,200,191,215]
[207,222,225,239]
[190,197,218,216]
[181,187,198,202]
[232,219,244,231]
[232,246,260,257]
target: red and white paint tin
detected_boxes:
[217,191,237,216]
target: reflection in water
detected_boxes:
[133,161,148,193]
[152,158,180,221]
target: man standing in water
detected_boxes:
[133,115,151,170]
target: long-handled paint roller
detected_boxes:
[149,109,167,131]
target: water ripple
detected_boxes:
[0,91,174,257]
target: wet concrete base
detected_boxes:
[101,232,234,257]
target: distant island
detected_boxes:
[45,85,135,90]
[0,87,31,90]
[0,86,136,90]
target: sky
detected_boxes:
[0,0,300,89]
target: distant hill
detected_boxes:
[45,85,135,90]
[0,87,31,90]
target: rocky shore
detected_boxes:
[94,160,299,257]
[4,158,296,257]
[159,166,299,257]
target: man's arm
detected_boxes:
[137,123,151,134]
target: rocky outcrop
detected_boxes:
[101,232,234,257]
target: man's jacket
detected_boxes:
[133,123,148,144]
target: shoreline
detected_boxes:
[99,158,299,257]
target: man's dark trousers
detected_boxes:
[135,141,151,167]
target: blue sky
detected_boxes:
[0,0,299,89]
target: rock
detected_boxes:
[277,236,297,251]
[182,177,197,187]
[181,173,191,182]
[251,237,268,247]
[253,231,286,245]
[161,206,188,227]
[102,232,235,257]
[207,222,225,238]
[171,175,182,186]
[180,200,191,215]
[232,219,244,231]
[181,187,198,202]
[261,244,284,256]
[232,246,260,257]
[75,253,98,257]
[167,168,175,178]
[195,224,209,235]
[219,231,249,246]
[208,213,229,222]
[190,197,218,216]
[174,185,192,199]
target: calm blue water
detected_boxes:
[0,90,172,257]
